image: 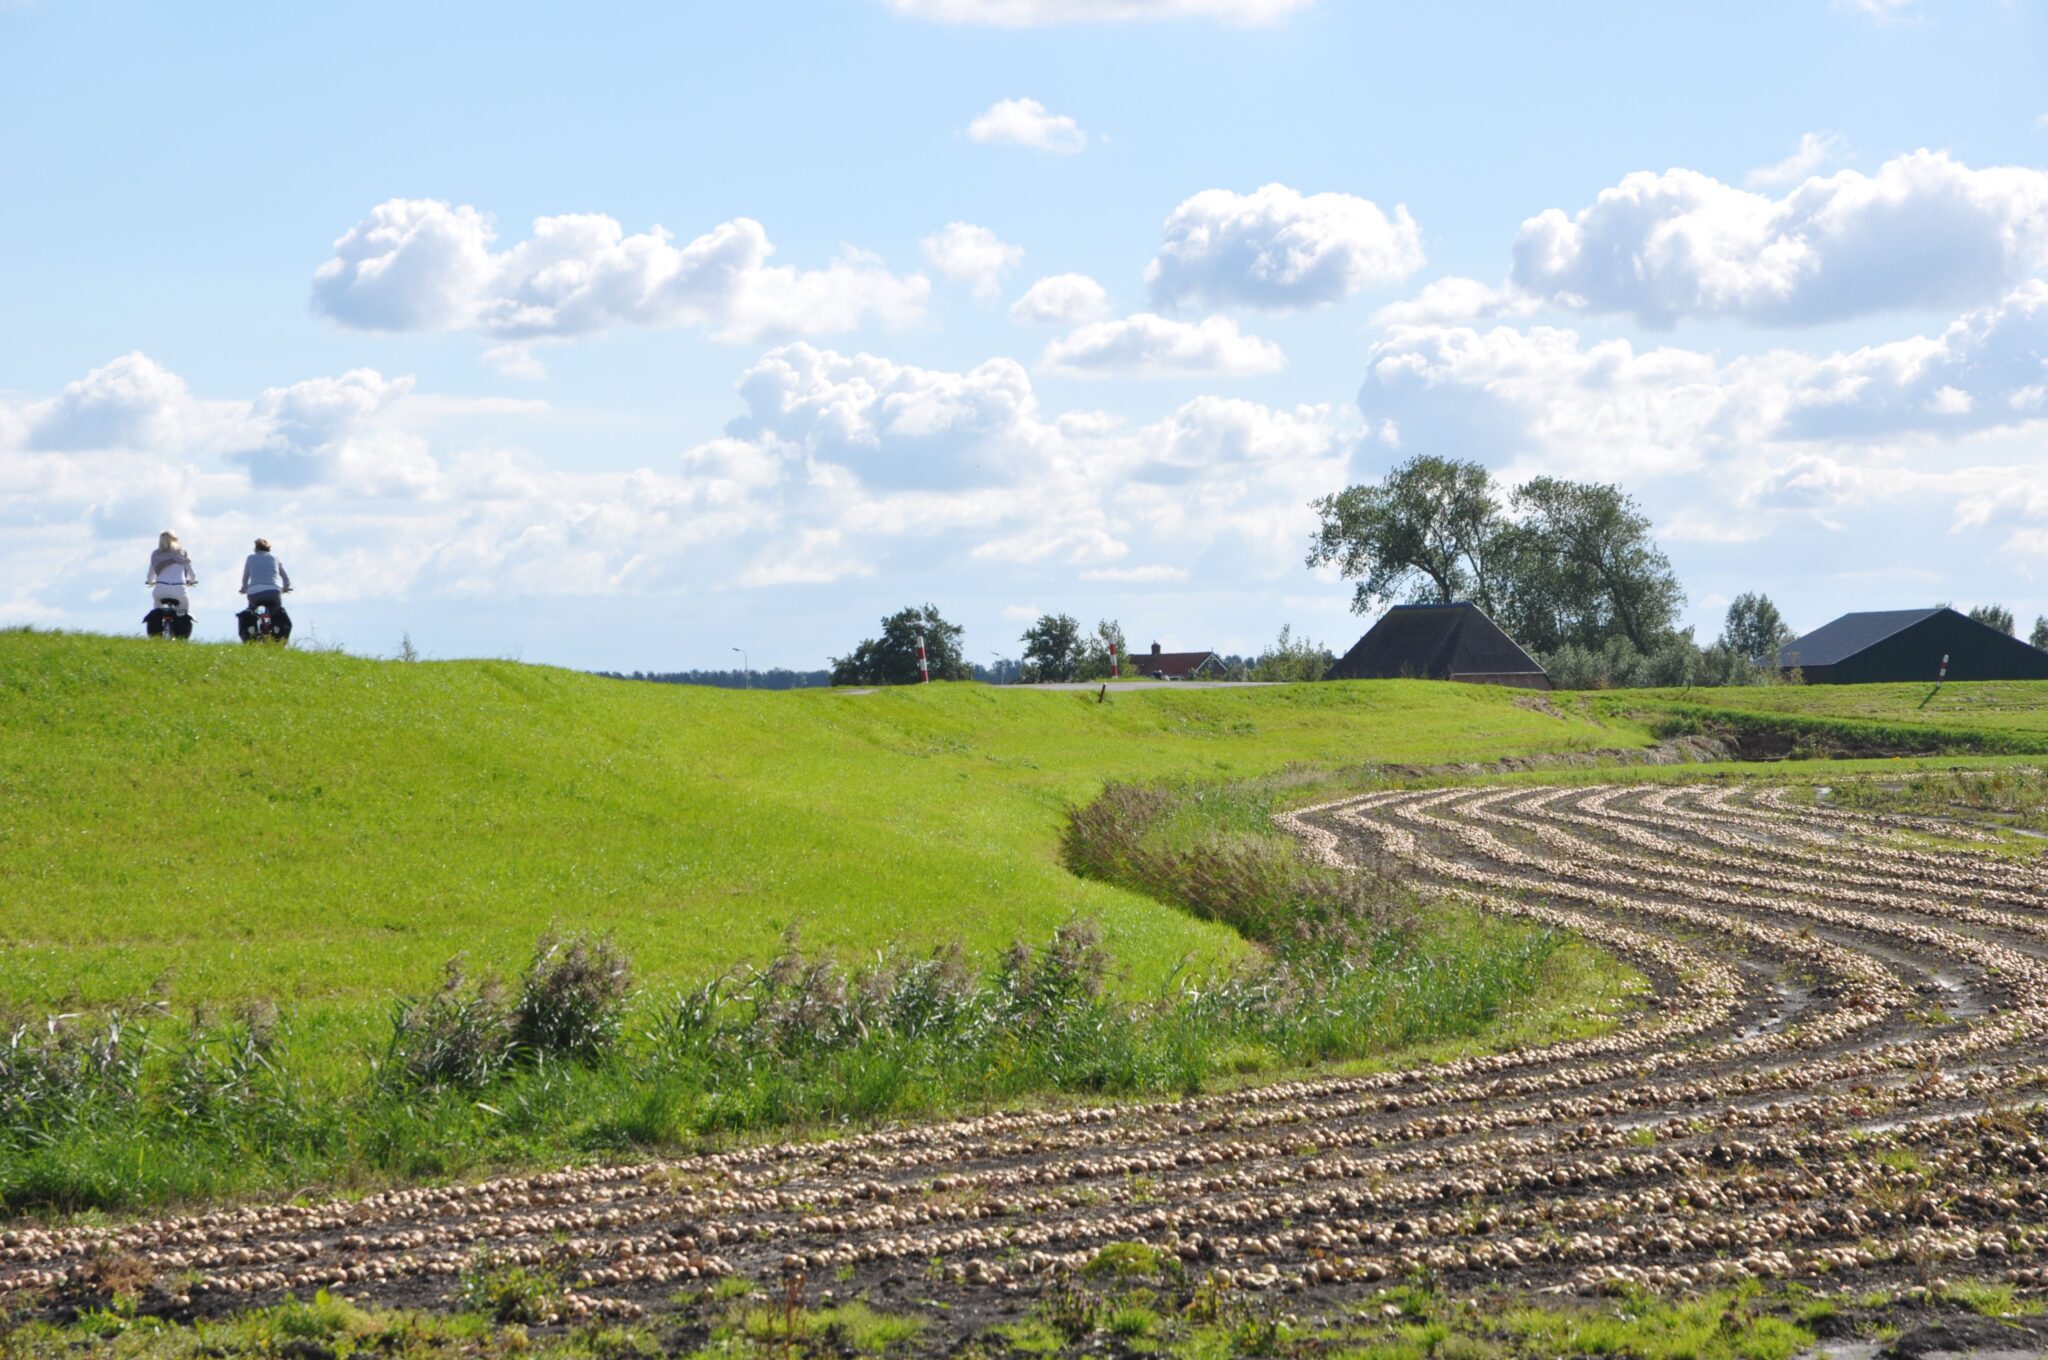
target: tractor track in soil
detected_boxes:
[9,782,2048,1338]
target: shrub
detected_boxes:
[1061,781,1399,943]
[382,959,512,1091]
[996,921,1107,1029]
[165,1004,287,1126]
[512,933,632,1061]
[384,934,634,1090]
[0,1013,146,1146]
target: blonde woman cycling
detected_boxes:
[145,531,196,612]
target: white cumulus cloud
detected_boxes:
[966,97,1089,153]
[1010,273,1112,324]
[921,222,1025,299]
[25,352,208,452]
[0,342,1378,634]
[1369,276,1542,327]
[1039,313,1285,378]
[884,0,1314,24]
[1511,150,2048,326]
[1147,183,1425,312]
[231,370,423,491]
[729,343,1042,490]
[1355,283,2048,546]
[313,199,929,347]
[1745,131,1846,188]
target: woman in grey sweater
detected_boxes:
[238,538,293,641]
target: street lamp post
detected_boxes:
[732,646,750,690]
[989,651,1005,685]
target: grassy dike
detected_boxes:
[0,630,1652,1212]
[0,631,1652,1013]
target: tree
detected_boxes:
[829,604,970,685]
[2033,616,2048,651]
[1250,624,1332,682]
[1307,455,1502,614]
[1020,613,1085,682]
[1719,593,1794,663]
[1968,603,2016,636]
[1076,618,1128,681]
[1505,477,1682,653]
[1310,466,1683,660]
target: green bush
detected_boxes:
[512,934,632,1061]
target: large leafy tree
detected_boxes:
[1307,455,1502,612]
[1076,618,1128,681]
[1719,592,1795,663]
[1503,477,1682,653]
[829,604,970,685]
[1968,603,2016,636]
[2033,616,2048,651]
[1020,613,1085,682]
[1310,462,1682,657]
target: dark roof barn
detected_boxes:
[1139,643,1224,679]
[1326,602,1550,690]
[1777,607,2048,684]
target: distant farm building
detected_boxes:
[1326,602,1551,691]
[1141,642,1226,680]
[1776,607,2048,684]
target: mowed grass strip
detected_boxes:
[0,630,1646,1024]
[1627,678,2048,739]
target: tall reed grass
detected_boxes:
[0,907,1579,1216]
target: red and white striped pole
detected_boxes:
[917,634,929,684]
[1938,653,1949,682]
[1109,642,1119,679]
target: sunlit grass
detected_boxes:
[0,629,1656,1022]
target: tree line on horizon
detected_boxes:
[608,455,2048,692]
[821,604,1335,687]
[1310,453,2048,689]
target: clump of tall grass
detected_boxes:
[0,1012,148,1144]
[383,933,634,1090]
[164,1003,291,1127]
[1826,766,2048,831]
[0,909,1577,1214]
[1061,780,1403,944]
[642,924,1132,1108]
[513,934,633,1060]
[382,959,514,1090]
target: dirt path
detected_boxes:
[8,782,2048,1333]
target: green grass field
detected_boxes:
[0,630,1669,1209]
[0,630,1653,1019]
[10,629,2048,1212]
[1627,679,2048,740]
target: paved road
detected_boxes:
[830,682,1280,695]
[1020,680,1282,691]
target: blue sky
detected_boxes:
[4,0,2047,668]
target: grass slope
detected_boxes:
[0,631,1648,1022]
[1628,679,2048,745]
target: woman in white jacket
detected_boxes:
[145,531,196,611]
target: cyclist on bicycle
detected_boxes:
[238,537,294,642]
[145,531,196,612]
